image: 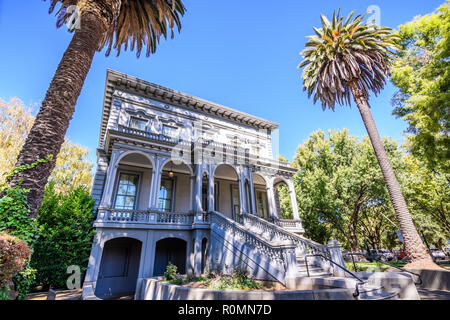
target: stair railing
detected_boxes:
[239,213,331,259]
[343,252,422,286]
[305,254,367,298]
[210,211,298,281]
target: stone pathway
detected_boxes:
[417,288,450,300]
[26,289,82,300]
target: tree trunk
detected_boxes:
[348,80,439,269]
[9,6,113,217]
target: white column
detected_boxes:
[99,148,121,208]
[150,156,163,209]
[248,170,257,215]
[236,167,246,215]
[207,168,215,212]
[288,179,300,220]
[148,170,156,209]
[193,164,203,213]
[266,178,278,219]
[193,230,202,276]
[189,175,195,212]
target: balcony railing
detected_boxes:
[270,218,304,233]
[96,208,200,226]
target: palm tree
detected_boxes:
[298,9,438,269]
[9,0,186,217]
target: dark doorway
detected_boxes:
[153,238,187,276]
[95,238,142,299]
[201,238,208,273]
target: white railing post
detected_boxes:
[327,240,346,276]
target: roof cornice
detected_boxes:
[98,69,279,148]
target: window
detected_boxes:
[158,178,175,212]
[162,125,179,138]
[115,173,139,210]
[130,117,147,131]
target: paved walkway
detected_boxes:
[417,288,450,300]
[26,289,82,300]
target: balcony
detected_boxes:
[95,208,209,229]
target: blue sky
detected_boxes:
[0,0,444,165]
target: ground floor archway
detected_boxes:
[153,238,187,276]
[95,237,142,299]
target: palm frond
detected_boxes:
[47,0,186,58]
[298,9,400,110]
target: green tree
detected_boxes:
[0,97,93,192]
[30,183,96,289]
[290,129,398,251]
[391,1,450,172]
[10,0,186,217]
[400,152,449,243]
[298,9,436,267]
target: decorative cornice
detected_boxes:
[98,69,279,148]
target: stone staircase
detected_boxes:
[237,213,399,300]
[296,256,332,277]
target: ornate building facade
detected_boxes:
[82,70,332,300]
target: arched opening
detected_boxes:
[95,237,142,299]
[113,152,153,211]
[214,164,240,221]
[273,177,293,219]
[159,160,192,212]
[253,173,269,220]
[201,238,208,274]
[201,172,210,212]
[153,238,187,276]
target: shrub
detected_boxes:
[0,185,37,300]
[30,183,95,289]
[0,186,39,247]
[0,232,31,298]
[164,262,178,282]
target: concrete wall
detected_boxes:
[140,278,355,300]
[407,269,450,291]
[209,221,286,284]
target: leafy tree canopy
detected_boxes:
[0,98,93,192]
[391,1,450,172]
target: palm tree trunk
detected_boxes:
[348,80,437,268]
[9,9,111,217]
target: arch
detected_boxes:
[116,150,155,168]
[153,238,187,276]
[273,176,294,220]
[160,158,193,176]
[95,237,142,299]
[212,163,239,181]
[273,176,291,187]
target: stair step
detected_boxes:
[358,291,398,300]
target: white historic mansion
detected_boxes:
[81,70,402,300]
